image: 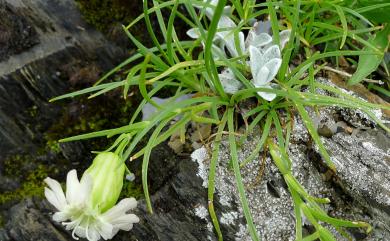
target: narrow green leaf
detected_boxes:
[227,108,260,241]
[295,103,336,171]
[348,25,390,85]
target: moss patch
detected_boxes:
[0,163,53,205]
[75,0,144,32]
[45,91,141,151]
[120,179,144,200]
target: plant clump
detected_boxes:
[49,0,390,240]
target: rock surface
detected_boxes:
[0,0,125,155]
[189,105,390,240]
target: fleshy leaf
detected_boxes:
[257,85,277,101]
[247,32,273,49]
[187,28,200,39]
[254,66,270,86]
[263,45,281,63]
[263,58,282,83]
[249,46,265,78]
[279,29,291,49]
[219,68,243,94]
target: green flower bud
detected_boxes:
[83,152,125,212]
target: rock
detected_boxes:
[0,2,39,61]
[0,175,20,192]
[0,0,125,156]
[2,198,68,241]
[188,105,390,240]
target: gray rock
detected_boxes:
[3,198,68,241]
[189,106,390,240]
[0,0,125,155]
[0,1,39,61]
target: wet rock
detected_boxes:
[0,0,125,156]
[190,121,389,240]
[2,198,68,241]
[0,175,20,192]
[0,2,39,61]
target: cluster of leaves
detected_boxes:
[284,0,390,90]
[51,0,389,240]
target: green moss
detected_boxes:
[46,139,61,154]
[45,94,139,151]
[120,179,144,200]
[75,0,143,32]
[0,164,52,205]
[27,105,38,118]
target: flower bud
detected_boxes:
[83,152,125,212]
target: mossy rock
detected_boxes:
[75,0,143,32]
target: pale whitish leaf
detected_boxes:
[211,44,227,60]
[217,15,237,29]
[254,20,271,35]
[219,68,243,94]
[263,58,282,83]
[246,32,273,49]
[186,28,200,39]
[254,66,270,86]
[249,46,264,77]
[263,45,281,62]
[194,0,231,19]
[223,31,245,57]
[279,29,291,49]
[141,95,192,121]
[257,85,277,101]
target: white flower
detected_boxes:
[45,153,139,241]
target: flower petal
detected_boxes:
[53,211,70,222]
[45,188,66,211]
[96,220,114,240]
[110,214,139,231]
[44,177,67,210]
[102,198,138,222]
[73,225,87,239]
[79,173,93,204]
[86,226,101,241]
[66,170,82,204]
[249,46,264,78]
